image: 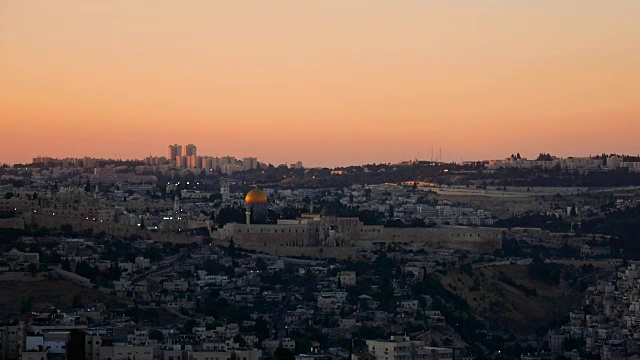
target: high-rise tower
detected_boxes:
[168,144,182,161]
[184,144,197,157]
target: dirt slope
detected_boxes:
[435,265,582,333]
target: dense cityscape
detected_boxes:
[3,1,640,359]
[1,145,640,360]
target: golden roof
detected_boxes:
[245,188,268,203]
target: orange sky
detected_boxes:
[1,1,639,167]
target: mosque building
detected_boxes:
[244,187,268,224]
[214,188,503,253]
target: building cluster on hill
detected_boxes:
[4,149,640,360]
[30,144,305,177]
[0,229,480,360]
[487,154,640,173]
[548,263,640,360]
[0,312,263,360]
[0,169,504,258]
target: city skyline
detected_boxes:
[2,1,640,167]
[22,145,640,169]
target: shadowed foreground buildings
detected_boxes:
[367,336,453,360]
[0,319,263,360]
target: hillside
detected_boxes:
[0,273,183,325]
[435,265,589,333]
[0,273,124,314]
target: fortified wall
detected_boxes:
[28,214,199,244]
[376,226,503,253]
[209,239,369,261]
[506,227,610,249]
[217,223,316,247]
[217,220,504,256]
[0,217,25,229]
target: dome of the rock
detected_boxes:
[245,188,268,204]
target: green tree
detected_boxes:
[28,263,38,277]
[256,258,268,272]
[72,294,83,308]
[21,297,33,314]
[234,334,247,347]
[143,248,163,263]
[294,337,312,354]
[149,329,165,342]
[460,263,473,277]
[254,317,271,341]
[75,261,99,280]
[61,224,74,236]
[227,239,237,258]
[183,319,196,334]
[274,347,295,360]
[61,259,71,271]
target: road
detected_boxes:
[249,253,324,266]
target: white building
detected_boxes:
[338,271,357,286]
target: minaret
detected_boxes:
[245,210,251,225]
[173,196,180,212]
[221,182,231,200]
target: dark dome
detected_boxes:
[320,204,337,216]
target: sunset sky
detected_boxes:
[1,1,639,167]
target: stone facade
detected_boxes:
[216,214,503,254]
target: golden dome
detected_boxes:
[245,188,268,204]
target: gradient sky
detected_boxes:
[1,1,639,167]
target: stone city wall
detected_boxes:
[0,217,25,229]
[29,214,199,244]
[217,224,504,257]
[506,227,610,249]
[210,238,367,260]
[218,223,317,247]
[378,226,503,253]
